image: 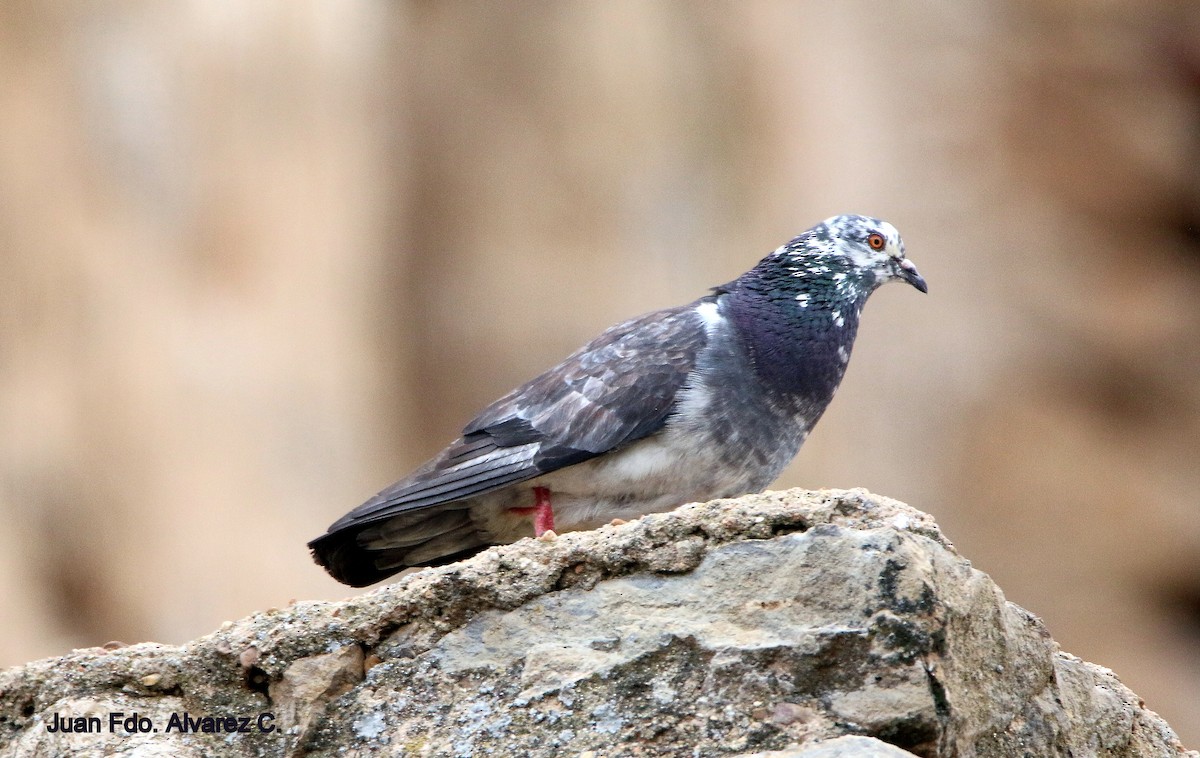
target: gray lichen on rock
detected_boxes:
[0,488,1194,757]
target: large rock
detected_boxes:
[0,489,1193,757]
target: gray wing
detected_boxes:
[311,299,711,539]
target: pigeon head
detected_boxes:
[769,214,926,296]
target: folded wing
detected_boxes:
[309,300,712,584]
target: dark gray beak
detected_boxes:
[897,258,928,293]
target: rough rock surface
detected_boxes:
[0,489,1193,757]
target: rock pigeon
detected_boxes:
[310,214,926,586]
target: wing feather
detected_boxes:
[314,300,711,534]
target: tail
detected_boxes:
[308,508,490,587]
[308,528,403,587]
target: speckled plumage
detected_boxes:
[310,214,926,586]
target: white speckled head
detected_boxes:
[814,214,927,293]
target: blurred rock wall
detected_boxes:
[1,0,1197,745]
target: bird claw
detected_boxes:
[537,529,558,542]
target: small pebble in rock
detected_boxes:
[769,702,814,726]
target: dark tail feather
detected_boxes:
[308,528,403,587]
[308,514,491,587]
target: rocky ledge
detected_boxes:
[0,488,1194,757]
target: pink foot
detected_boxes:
[509,486,556,536]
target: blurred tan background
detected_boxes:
[1,0,1198,744]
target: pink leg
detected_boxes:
[532,486,555,535]
[510,486,556,536]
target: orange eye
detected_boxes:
[867,233,886,251]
